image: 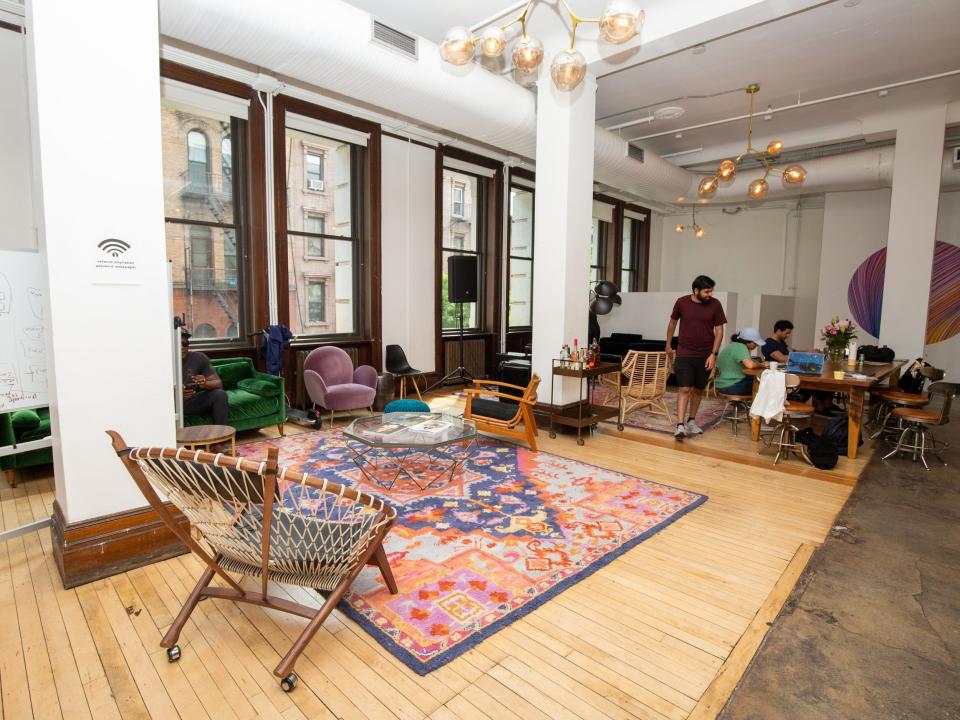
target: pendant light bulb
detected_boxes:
[782,164,807,185]
[718,159,737,181]
[599,1,644,44]
[694,225,705,239]
[766,139,784,156]
[550,48,587,91]
[748,178,769,199]
[480,26,507,57]
[440,26,476,65]
[675,223,684,233]
[512,35,544,73]
[698,176,719,197]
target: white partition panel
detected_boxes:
[598,291,738,344]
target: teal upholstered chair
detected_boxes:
[1,408,53,487]
[183,357,286,435]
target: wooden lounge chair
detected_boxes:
[107,430,398,692]
[463,374,541,451]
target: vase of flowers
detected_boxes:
[821,316,858,362]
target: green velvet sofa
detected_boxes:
[1,407,53,487]
[183,357,286,435]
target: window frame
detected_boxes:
[451,181,465,218]
[440,166,487,334]
[304,149,325,192]
[506,175,535,331]
[618,204,650,292]
[306,277,327,324]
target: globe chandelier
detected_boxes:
[698,84,807,201]
[674,205,705,239]
[439,0,644,92]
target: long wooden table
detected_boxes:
[745,359,906,459]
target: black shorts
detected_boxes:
[674,356,710,390]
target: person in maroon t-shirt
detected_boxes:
[665,275,727,440]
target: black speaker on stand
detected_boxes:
[430,255,477,390]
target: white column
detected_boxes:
[26,0,175,522]
[879,106,946,357]
[531,76,597,405]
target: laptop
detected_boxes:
[786,351,826,376]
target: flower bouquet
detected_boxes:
[821,316,857,362]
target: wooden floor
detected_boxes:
[0,396,862,720]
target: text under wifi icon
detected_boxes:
[98,238,131,257]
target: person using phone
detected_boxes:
[181,332,229,425]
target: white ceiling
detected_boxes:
[344,0,960,168]
[597,0,960,162]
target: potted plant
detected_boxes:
[821,316,858,362]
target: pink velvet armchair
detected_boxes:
[303,347,378,428]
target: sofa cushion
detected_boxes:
[237,378,281,398]
[323,383,377,411]
[11,409,41,429]
[225,389,280,421]
[216,361,252,389]
[22,419,52,442]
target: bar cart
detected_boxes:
[548,359,623,445]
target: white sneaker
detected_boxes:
[674,424,687,441]
[685,419,704,436]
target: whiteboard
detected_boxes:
[0,250,49,412]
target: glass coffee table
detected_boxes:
[343,412,478,490]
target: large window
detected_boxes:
[162,97,244,340]
[620,213,648,292]
[441,168,483,331]
[508,185,534,328]
[285,127,361,336]
[590,217,609,288]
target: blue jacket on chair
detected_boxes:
[260,324,293,375]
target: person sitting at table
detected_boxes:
[181,331,229,425]
[715,328,766,396]
[761,320,793,362]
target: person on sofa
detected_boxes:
[716,328,767,396]
[181,332,229,425]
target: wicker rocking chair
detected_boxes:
[107,430,398,692]
[609,350,672,427]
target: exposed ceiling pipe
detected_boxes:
[157,0,698,204]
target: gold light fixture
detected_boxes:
[698,84,807,200]
[440,0,644,92]
[674,206,705,239]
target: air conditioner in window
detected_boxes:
[953,146,960,167]
[307,179,325,191]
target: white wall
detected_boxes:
[598,291,739,343]
[925,191,960,377]
[27,0,175,522]
[753,294,798,341]
[0,28,35,251]
[380,136,436,372]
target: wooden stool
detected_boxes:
[716,391,752,436]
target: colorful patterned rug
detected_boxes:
[238,431,706,674]
[591,384,728,434]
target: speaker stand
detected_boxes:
[429,302,475,391]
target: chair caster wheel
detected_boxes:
[549,432,556,439]
[166,645,181,662]
[577,438,585,446]
[617,424,624,432]
[280,673,298,692]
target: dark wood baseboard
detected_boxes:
[52,499,189,589]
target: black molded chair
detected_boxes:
[385,344,425,401]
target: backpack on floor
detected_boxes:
[823,415,862,453]
[796,426,838,469]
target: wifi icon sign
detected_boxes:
[98,238,131,257]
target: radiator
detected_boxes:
[443,338,486,378]
[294,346,359,408]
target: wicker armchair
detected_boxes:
[107,430,397,692]
[608,350,672,427]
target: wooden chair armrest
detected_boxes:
[471,379,531,393]
[464,390,535,405]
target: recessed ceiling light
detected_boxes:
[843,0,861,6]
[878,89,889,97]
[675,132,683,139]
[692,44,707,55]
[654,106,685,120]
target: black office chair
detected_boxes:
[385,344,426,401]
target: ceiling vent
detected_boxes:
[371,19,418,60]
[627,144,645,163]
